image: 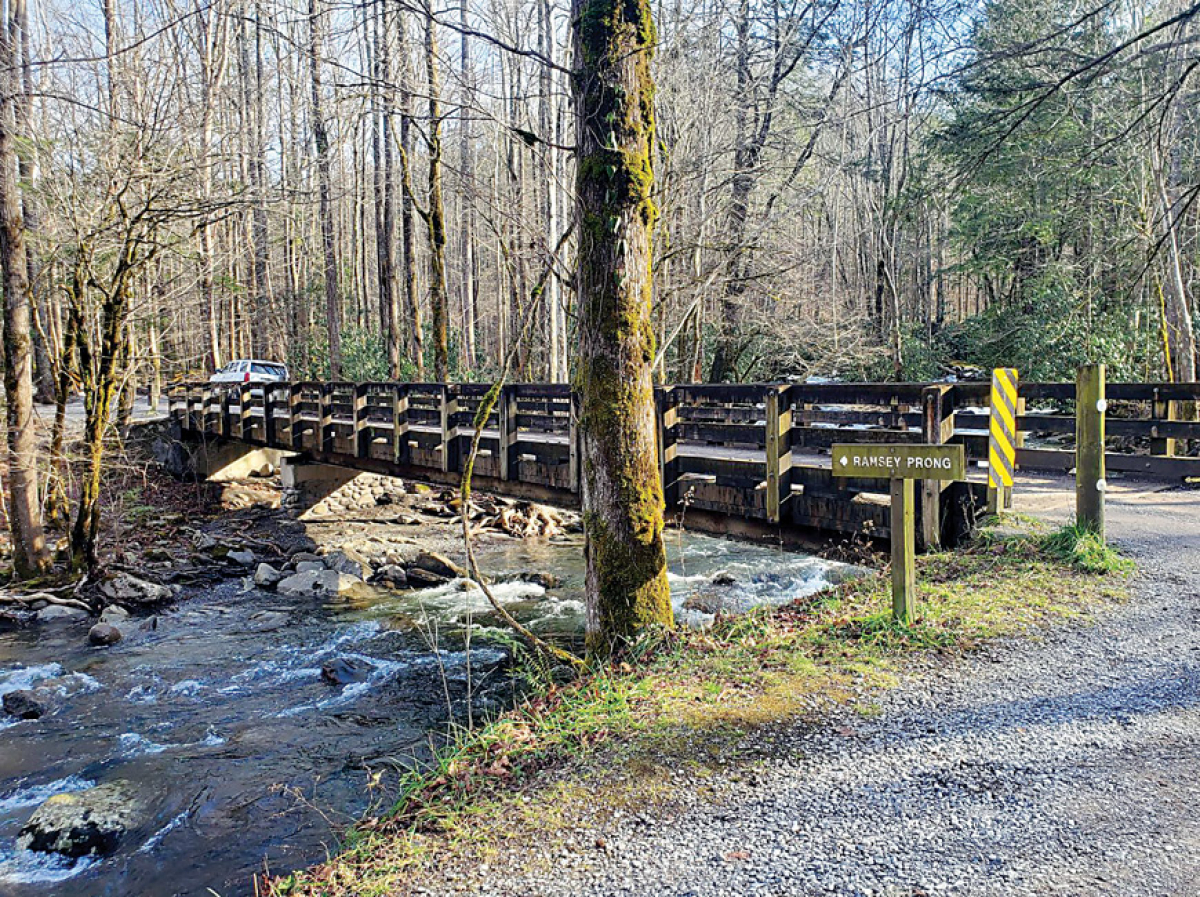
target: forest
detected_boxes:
[3,0,1196,390]
[0,0,1196,575]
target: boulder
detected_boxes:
[294,561,325,574]
[3,689,52,720]
[276,569,370,599]
[18,782,143,858]
[88,623,123,646]
[99,606,130,625]
[322,549,369,578]
[289,551,323,566]
[253,563,285,588]
[410,551,466,580]
[226,549,256,567]
[405,567,451,588]
[320,656,374,686]
[35,605,89,623]
[498,572,561,589]
[99,573,173,606]
[710,571,737,587]
[372,565,408,588]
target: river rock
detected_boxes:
[227,549,256,567]
[322,549,368,578]
[405,567,451,588]
[710,571,737,587]
[35,605,89,623]
[191,532,218,551]
[99,605,130,625]
[3,689,52,720]
[88,623,123,646]
[253,563,284,588]
[410,551,466,580]
[18,781,143,858]
[682,592,726,615]
[276,569,369,599]
[294,561,325,574]
[372,565,408,588]
[99,573,173,606]
[320,656,374,685]
[289,551,323,567]
[498,572,561,589]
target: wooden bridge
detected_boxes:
[168,379,1200,549]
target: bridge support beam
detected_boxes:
[280,457,384,519]
[158,426,291,482]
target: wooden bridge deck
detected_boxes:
[169,380,1200,549]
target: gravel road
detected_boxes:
[454,475,1200,896]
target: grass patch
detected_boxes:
[1040,522,1135,574]
[271,522,1130,897]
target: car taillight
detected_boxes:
[244,372,250,383]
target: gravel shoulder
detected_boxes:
[451,476,1200,896]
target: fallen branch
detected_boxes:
[459,222,585,672]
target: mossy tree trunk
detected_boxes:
[571,0,672,656]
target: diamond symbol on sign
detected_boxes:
[839,455,850,466]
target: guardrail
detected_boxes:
[169,378,1200,546]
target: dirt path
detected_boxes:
[456,475,1200,896]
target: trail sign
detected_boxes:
[833,442,966,624]
[832,444,965,481]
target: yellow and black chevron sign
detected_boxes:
[989,367,1019,488]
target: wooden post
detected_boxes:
[440,386,460,473]
[220,388,232,438]
[890,477,916,623]
[499,385,519,481]
[392,384,410,465]
[919,385,950,549]
[354,383,370,459]
[1151,390,1177,458]
[569,390,581,494]
[656,387,679,509]
[765,385,792,524]
[239,384,253,440]
[1076,364,1106,538]
[198,386,211,433]
[286,384,301,449]
[264,385,278,447]
[320,384,334,454]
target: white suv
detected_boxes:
[209,359,289,388]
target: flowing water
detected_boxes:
[0,533,857,897]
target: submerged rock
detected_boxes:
[35,605,89,623]
[88,623,123,646]
[320,656,374,685]
[3,689,53,720]
[18,781,143,858]
[99,573,173,606]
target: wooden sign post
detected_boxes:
[833,443,966,623]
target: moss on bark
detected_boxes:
[572,0,672,656]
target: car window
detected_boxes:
[251,363,286,376]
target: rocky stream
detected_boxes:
[0,476,861,897]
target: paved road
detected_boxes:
[449,474,1200,896]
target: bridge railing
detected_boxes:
[168,377,1200,545]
